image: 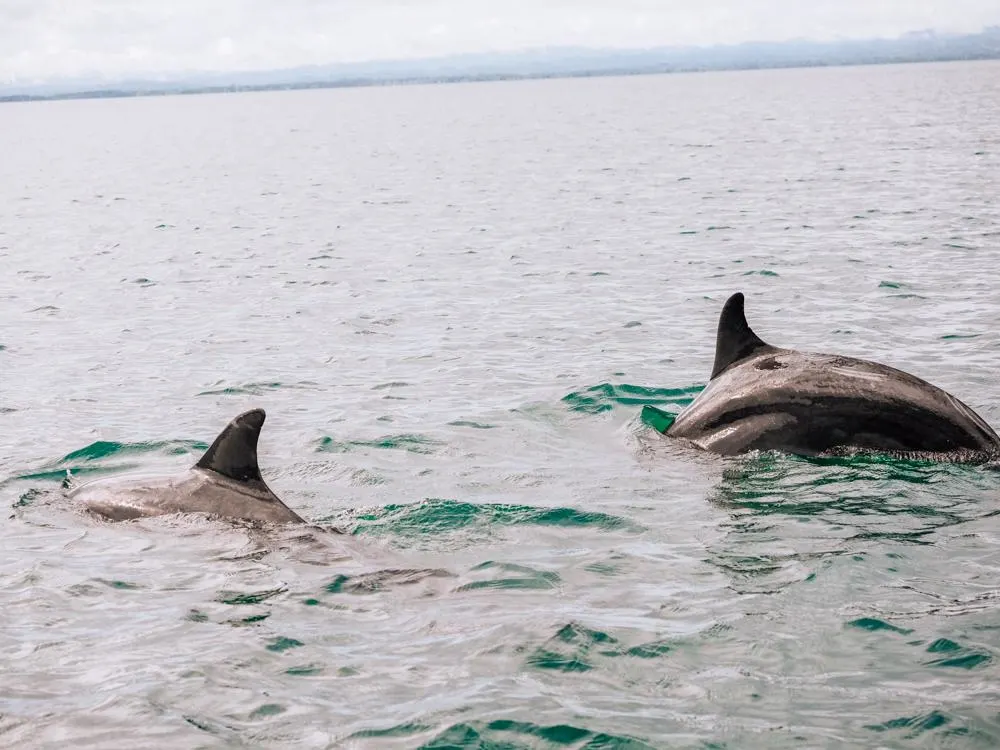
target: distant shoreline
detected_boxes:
[4,30,999,104]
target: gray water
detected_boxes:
[2,61,1000,749]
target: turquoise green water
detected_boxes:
[2,61,1000,748]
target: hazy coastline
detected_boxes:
[4,25,999,103]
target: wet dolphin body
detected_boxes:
[664,293,1000,461]
[68,409,306,523]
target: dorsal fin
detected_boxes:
[196,409,267,483]
[710,292,775,379]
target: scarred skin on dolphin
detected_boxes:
[67,409,306,523]
[664,292,1000,461]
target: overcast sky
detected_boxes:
[3,0,999,82]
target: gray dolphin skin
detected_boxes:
[68,409,306,523]
[664,292,1000,460]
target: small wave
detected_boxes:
[265,637,304,653]
[865,710,978,742]
[847,617,913,635]
[216,587,288,606]
[349,499,639,538]
[639,404,677,432]
[703,451,998,595]
[412,720,655,749]
[447,420,496,429]
[60,439,208,463]
[456,561,561,593]
[7,439,208,485]
[325,568,455,595]
[13,464,140,485]
[562,382,703,415]
[285,664,323,676]
[923,638,992,670]
[314,433,445,455]
[348,722,433,741]
[371,381,410,390]
[197,380,318,396]
[524,622,678,675]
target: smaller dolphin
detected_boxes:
[68,409,306,523]
[664,292,1000,461]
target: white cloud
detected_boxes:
[2,0,998,82]
[216,37,235,57]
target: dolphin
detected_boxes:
[663,292,1000,461]
[67,408,307,523]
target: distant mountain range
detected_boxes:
[3,26,999,103]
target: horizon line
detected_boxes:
[3,26,999,104]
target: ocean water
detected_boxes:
[2,60,1000,748]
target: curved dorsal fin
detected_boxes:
[711,292,775,379]
[196,409,267,483]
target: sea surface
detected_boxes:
[2,61,1000,749]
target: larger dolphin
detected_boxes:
[68,408,306,523]
[664,292,1000,460]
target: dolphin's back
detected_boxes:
[66,409,306,524]
[69,469,305,523]
[665,292,1000,459]
[667,349,1000,457]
